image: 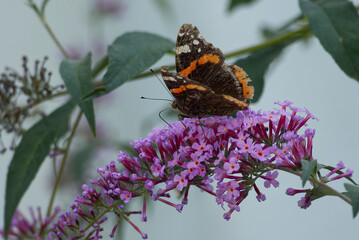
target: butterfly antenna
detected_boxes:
[140,96,172,102]
[150,68,174,99]
[159,107,173,128]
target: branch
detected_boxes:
[27,0,69,58]
[46,111,83,216]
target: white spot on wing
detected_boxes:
[176,45,191,54]
[191,35,194,38]
[193,39,199,45]
[198,48,201,53]
[163,76,176,82]
[178,32,185,37]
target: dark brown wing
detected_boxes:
[175,24,225,75]
[175,24,254,102]
[161,66,248,118]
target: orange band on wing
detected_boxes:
[179,54,220,77]
[179,60,197,77]
[198,54,220,65]
[171,84,206,94]
[222,95,248,107]
[171,85,187,94]
[233,65,254,99]
[186,84,206,91]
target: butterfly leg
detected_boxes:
[177,114,187,129]
[159,107,172,128]
[196,117,207,139]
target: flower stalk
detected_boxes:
[46,111,83,217]
[27,0,69,58]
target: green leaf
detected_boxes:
[234,39,294,103]
[60,53,96,135]
[103,32,174,93]
[4,100,76,237]
[301,159,317,187]
[227,0,257,12]
[344,183,359,218]
[300,0,359,81]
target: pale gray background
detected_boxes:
[1,0,359,239]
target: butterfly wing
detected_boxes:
[175,24,254,102]
[161,66,248,117]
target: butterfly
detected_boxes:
[160,24,254,118]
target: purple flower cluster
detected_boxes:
[0,207,60,240]
[3,101,353,239]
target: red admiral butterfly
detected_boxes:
[160,24,254,118]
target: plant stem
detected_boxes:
[225,26,310,59]
[46,111,83,217]
[92,56,109,78]
[317,181,352,205]
[28,0,69,58]
[41,19,69,58]
[279,167,352,205]
[82,200,121,232]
